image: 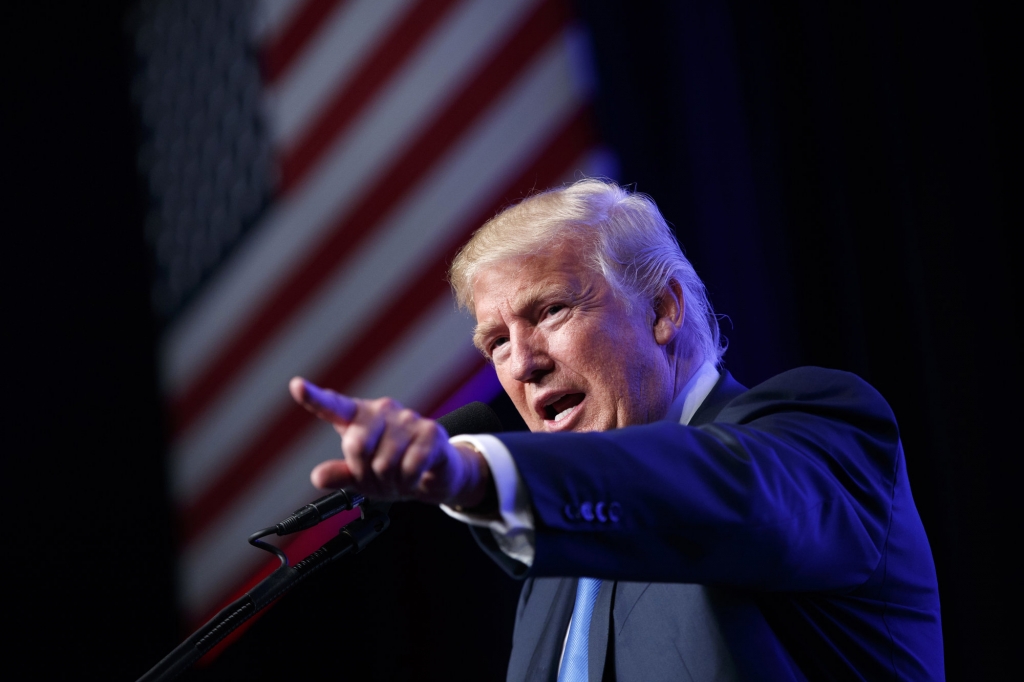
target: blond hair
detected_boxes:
[449,179,724,365]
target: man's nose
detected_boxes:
[509,332,553,383]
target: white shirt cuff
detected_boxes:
[441,434,535,566]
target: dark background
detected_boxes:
[4,1,1015,679]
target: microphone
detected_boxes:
[436,400,504,438]
[273,401,503,535]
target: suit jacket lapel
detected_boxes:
[516,577,576,682]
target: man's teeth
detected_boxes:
[553,406,573,421]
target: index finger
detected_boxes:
[289,377,357,426]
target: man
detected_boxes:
[291,180,944,680]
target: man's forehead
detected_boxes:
[472,256,585,313]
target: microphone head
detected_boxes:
[437,401,503,436]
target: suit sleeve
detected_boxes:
[496,368,900,592]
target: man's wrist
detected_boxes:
[449,442,499,516]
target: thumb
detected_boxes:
[311,459,355,490]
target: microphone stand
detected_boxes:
[138,501,391,682]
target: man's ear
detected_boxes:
[653,279,685,346]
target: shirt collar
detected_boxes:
[664,361,721,426]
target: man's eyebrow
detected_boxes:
[512,281,577,311]
[472,321,503,353]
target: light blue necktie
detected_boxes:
[558,577,602,682]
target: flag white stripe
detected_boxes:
[171,31,589,504]
[161,0,542,396]
[263,0,415,149]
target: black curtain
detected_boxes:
[5,3,179,680]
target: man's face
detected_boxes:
[471,245,676,433]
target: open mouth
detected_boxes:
[543,393,585,422]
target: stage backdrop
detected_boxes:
[130,0,612,633]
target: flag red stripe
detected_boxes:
[180,108,593,545]
[262,0,347,85]
[170,0,569,437]
[279,0,463,194]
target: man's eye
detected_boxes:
[490,336,509,351]
[545,305,564,316]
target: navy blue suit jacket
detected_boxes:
[475,368,943,681]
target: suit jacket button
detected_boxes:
[564,503,579,520]
[580,501,594,522]
[595,501,608,522]
[608,502,621,523]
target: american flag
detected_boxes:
[132,0,611,629]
